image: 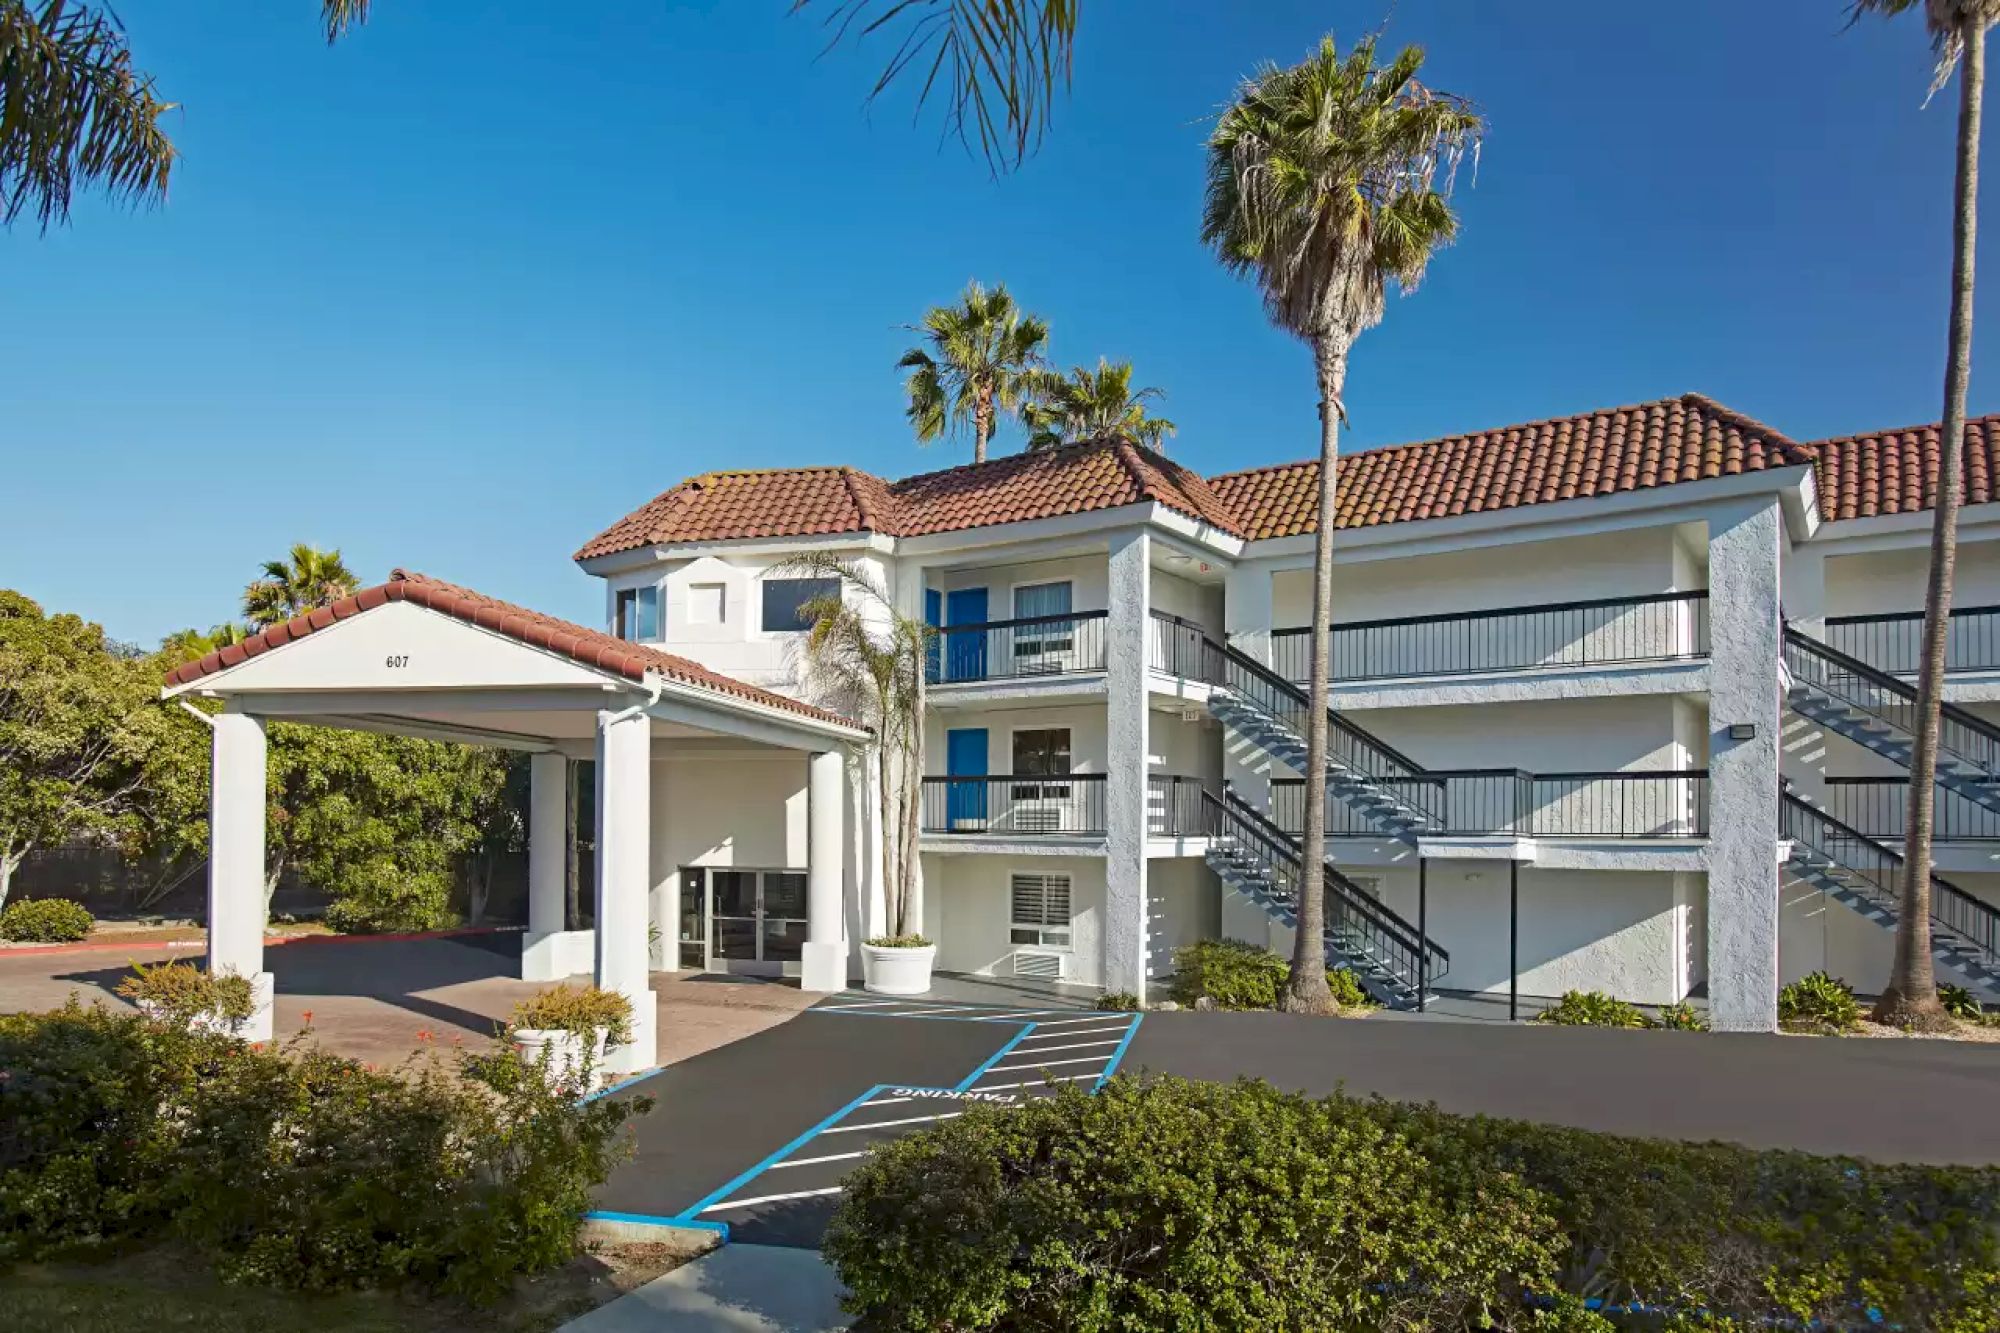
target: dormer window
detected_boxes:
[761,577,841,632]
[615,586,661,642]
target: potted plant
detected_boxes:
[785,554,936,996]
[507,983,634,1092]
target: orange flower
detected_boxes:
[301,1009,314,1024]
[415,1028,434,1043]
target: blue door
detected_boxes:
[945,728,989,828]
[924,588,941,684]
[944,587,988,682]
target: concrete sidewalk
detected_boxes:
[560,1245,848,1332]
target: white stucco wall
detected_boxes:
[931,553,1109,616]
[1824,539,2000,617]
[1347,695,1694,774]
[924,704,1109,774]
[921,852,1108,987]
[1780,868,2000,994]
[1146,857,1222,979]
[1150,568,1224,632]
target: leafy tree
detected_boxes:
[1203,34,1481,1012]
[1850,1,1998,1030]
[899,281,1050,464]
[1021,357,1176,452]
[242,543,359,628]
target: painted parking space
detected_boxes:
[599,995,1142,1248]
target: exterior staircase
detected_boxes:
[1783,628,2000,815]
[1199,789,1447,1008]
[1780,788,2000,1001]
[1203,639,1442,847]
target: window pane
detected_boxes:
[635,586,661,640]
[1013,581,1073,619]
[762,578,841,632]
[1012,729,1071,777]
[762,871,808,919]
[614,589,634,640]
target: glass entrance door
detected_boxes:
[685,867,809,976]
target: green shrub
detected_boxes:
[115,961,255,1030]
[1327,966,1375,1010]
[0,898,95,942]
[507,983,634,1046]
[1778,971,1863,1034]
[0,999,650,1302]
[826,1076,1566,1332]
[1094,991,1139,1012]
[828,1076,2000,1332]
[864,934,931,948]
[1657,1000,1709,1032]
[1939,983,1984,1021]
[1533,990,1653,1029]
[1167,937,1289,1009]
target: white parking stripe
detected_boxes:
[1018,1025,1130,1041]
[1004,1038,1121,1055]
[1011,1014,1135,1027]
[971,1010,1092,1021]
[824,1112,962,1133]
[769,1150,870,1169]
[861,1096,913,1107]
[982,1054,1111,1074]
[815,999,903,1009]
[702,1186,843,1214]
[972,1073,1101,1091]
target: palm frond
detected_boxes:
[897,279,1050,456]
[320,0,372,43]
[1019,357,1175,452]
[1849,1,2000,102]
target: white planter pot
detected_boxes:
[512,1026,611,1092]
[861,943,937,996]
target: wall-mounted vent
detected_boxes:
[1013,950,1068,980]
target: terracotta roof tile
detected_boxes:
[574,467,891,559]
[1800,414,2000,522]
[1208,394,1813,541]
[163,570,860,730]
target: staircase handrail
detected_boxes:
[1780,789,2000,963]
[1205,634,1434,782]
[1783,626,2000,770]
[1206,787,1450,977]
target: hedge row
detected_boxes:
[825,1076,2000,1332]
[0,1000,648,1301]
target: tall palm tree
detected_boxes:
[1021,358,1177,452]
[242,544,360,627]
[899,281,1050,464]
[1851,0,1997,1029]
[1203,34,1481,1014]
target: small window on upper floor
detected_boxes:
[687,582,726,626]
[761,577,841,632]
[615,586,661,642]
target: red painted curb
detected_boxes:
[0,924,521,960]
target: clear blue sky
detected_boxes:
[3,1,1988,646]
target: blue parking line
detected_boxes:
[1094,1013,1145,1090]
[953,1021,1038,1091]
[673,1082,891,1223]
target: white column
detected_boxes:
[1707,498,1783,1032]
[802,749,847,992]
[648,760,680,974]
[595,709,657,1073]
[207,710,274,1039]
[1105,530,1151,999]
[1223,559,1275,666]
[522,751,569,982]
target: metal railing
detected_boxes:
[1147,610,1223,682]
[1209,634,1434,788]
[1824,605,2000,677]
[1147,775,1212,837]
[1783,627,2000,775]
[920,774,1107,836]
[1823,776,2000,842]
[1203,788,1448,989]
[1270,590,1710,684]
[928,610,1109,685]
[1781,790,2000,969]
[1272,770,1710,839]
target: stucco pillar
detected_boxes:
[594,709,657,1073]
[522,751,569,982]
[803,749,847,991]
[1223,559,1275,666]
[1707,498,1784,1032]
[207,709,274,1040]
[1105,530,1151,998]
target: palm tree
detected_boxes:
[1851,1,1997,1030]
[1021,359,1177,452]
[783,553,930,940]
[242,544,360,627]
[899,282,1051,464]
[159,622,250,665]
[1203,34,1481,1014]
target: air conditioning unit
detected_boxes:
[1013,950,1069,980]
[1010,806,1062,834]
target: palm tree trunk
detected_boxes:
[974,384,993,464]
[1284,337,1347,1014]
[1882,17,1984,1030]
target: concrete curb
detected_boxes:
[583,1211,730,1248]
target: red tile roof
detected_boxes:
[574,440,1243,559]
[1801,414,2000,522]
[1207,394,1814,541]
[163,570,860,730]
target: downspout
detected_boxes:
[177,699,217,728]
[601,673,665,726]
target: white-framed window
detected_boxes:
[1012,580,1074,662]
[615,586,661,641]
[761,576,840,632]
[1010,872,1072,949]
[687,582,726,626]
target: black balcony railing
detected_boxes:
[1147,775,1212,836]
[928,610,1109,685]
[1272,770,1710,839]
[920,774,1107,836]
[1824,605,2000,676]
[1147,610,1223,682]
[1270,590,1710,684]
[1783,627,2000,775]
[1823,776,2000,842]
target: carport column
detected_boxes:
[522,751,569,982]
[595,709,657,1074]
[207,709,274,1040]
[803,749,847,992]
[1707,497,1783,1033]
[1105,529,1151,1000]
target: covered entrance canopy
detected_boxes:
[163,570,868,1074]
